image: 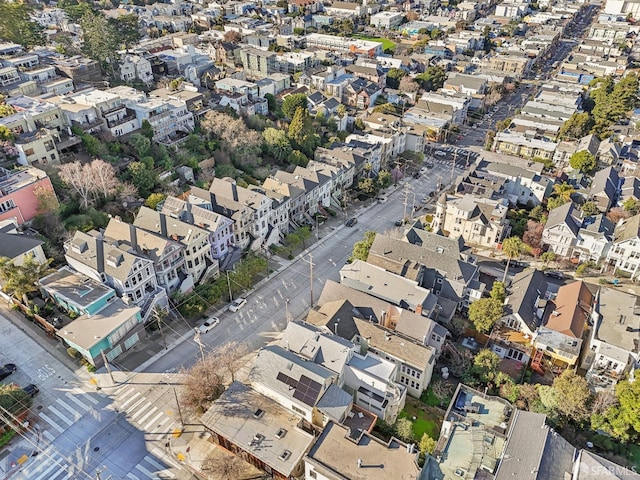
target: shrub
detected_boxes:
[0,429,16,448]
[86,364,96,373]
[67,347,81,359]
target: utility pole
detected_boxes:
[285,298,290,322]
[173,387,184,426]
[402,183,410,221]
[100,350,115,385]
[451,149,458,184]
[154,308,167,351]
[193,329,206,364]
[226,270,233,302]
[305,253,315,307]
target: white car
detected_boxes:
[198,317,220,333]
[435,151,446,156]
[229,297,247,312]
[377,196,388,203]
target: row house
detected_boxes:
[54,98,104,135]
[343,78,383,109]
[494,132,557,161]
[262,176,307,229]
[368,232,484,313]
[435,193,511,249]
[249,185,291,241]
[163,191,234,260]
[64,230,163,314]
[208,178,273,249]
[126,97,195,144]
[103,217,185,294]
[119,55,154,85]
[473,161,554,206]
[0,167,57,225]
[313,146,359,190]
[582,286,640,391]
[273,170,323,224]
[605,213,640,281]
[69,89,140,137]
[419,92,470,127]
[307,295,436,400]
[134,206,216,285]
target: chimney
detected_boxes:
[159,212,168,237]
[129,224,138,252]
[415,304,423,315]
[95,237,105,274]
[231,182,239,202]
[357,459,362,468]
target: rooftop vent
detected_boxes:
[280,450,291,461]
[253,408,265,419]
[276,428,287,439]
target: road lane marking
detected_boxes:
[33,459,64,480]
[131,402,153,420]
[127,397,146,413]
[120,392,141,408]
[116,386,136,399]
[56,399,81,420]
[42,429,55,442]
[126,473,140,480]
[49,469,71,480]
[151,417,170,433]
[65,392,91,411]
[38,413,64,433]
[137,406,158,424]
[144,412,165,431]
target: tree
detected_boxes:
[623,197,640,216]
[350,231,376,262]
[109,13,141,52]
[201,452,247,480]
[0,255,53,305]
[80,13,119,76]
[214,342,248,383]
[394,418,414,442]
[501,237,526,282]
[288,150,308,167]
[569,150,596,173]
[378,170,392,189]
[263,127,292,161]
[540,251,556,267]
[415,66,447,91]
[472,349,501,384]
[386,68,407,89]
[89,159,119,200]
[558,112,594,140]
[399,76,420,93]
[287,107,309,145]
[552,369,591,423]
[591,376,640,442]
[0,0,45,49]
[0,384,32,427]
[523,220,544,254]
[59,162,94,210]
[468,297,503,333]
[358,177,376,195]
[490,281,506,303]
[282,94,308,120]
[144,193,166,210]
[264,93,276,113]
[607,207,629,224]
[419,433,436,456]
[179,353,226,418]
[0,95,16,119]
[548,183,575,209]
[581,201,600,216]
[223,30,242,43]
[128,162,156,197]
[140,119,154,139]
[129,133,152,159]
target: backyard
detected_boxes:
[398,397,442,440]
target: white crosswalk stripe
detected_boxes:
[144,455,175,478]
[23,452,67,479]
[48,405,74,427]
[131,402,153,420]
[127,473,140,480]
[65,392,91,412]
[135,462,157,479]
[56,399,81,420]
[73,388,99,404]
[48,468,71,480]
[151,417,170,433]
[144,412,165,431]
[138,406,158,424]
[38,412,65,433]
[42,429,55,442]
[120,391,141,408]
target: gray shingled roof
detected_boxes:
[0,232,43,260]
[503,269,548,333]
[546,201,580,237]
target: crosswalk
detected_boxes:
[29,384,179,479]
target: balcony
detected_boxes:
[71,118,105,132]
[107,114,136,129]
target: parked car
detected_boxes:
[425,162,434,168]
[23,384,39,397]
[0,364,16,381]
[198,317,220,333]
[395,220,404,227]
[48,317,63,329]
[377,196,388,203]
[435,151,446,156]
[346,217,358,227]
[229,297,247,312]
[544,271,565,280]
[501,259,527,268]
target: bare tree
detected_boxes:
[117,182,139,203]
[58,161,93,209]
[180,353,226,418]
[202,451,247,480]
[592,390,618,415]
[215,341,248,383]
[399,76,419,93]
[90,159,120,199]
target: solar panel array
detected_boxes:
[276,372,298,389]
[292,375,322,407]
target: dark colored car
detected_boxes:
[413,172,421,179]
[425,162,434,168]
[0,364,17,381]
[23,384,39,397]
[346,218,358,227]
[49,317,63,329]
[544,271,565,280]
[502,259,526,268]
[395,220,404,227]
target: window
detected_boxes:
[0,199,15,213]
[24,148,34,156]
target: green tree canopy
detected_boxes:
[623,197,640,216]
[263,127,292,161]
[350,231,376,262]
[591,376,640,442]
[569,150,596,173]
[552,369,592,422]
[0,0,45,48]
[472,349,501,384]
[109,13,141,52]
[558,112,594,140]
[581,201,600,216]
[128,162,156,197]
[386,68,407,89]
[80,13,119,76]
[282,94,308,119]
[415,66,447,92]
[0,384,32,427]
[0,255,53,305]
[144,193,166,210]
[468,297,503,333]
[501,236,527,282]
